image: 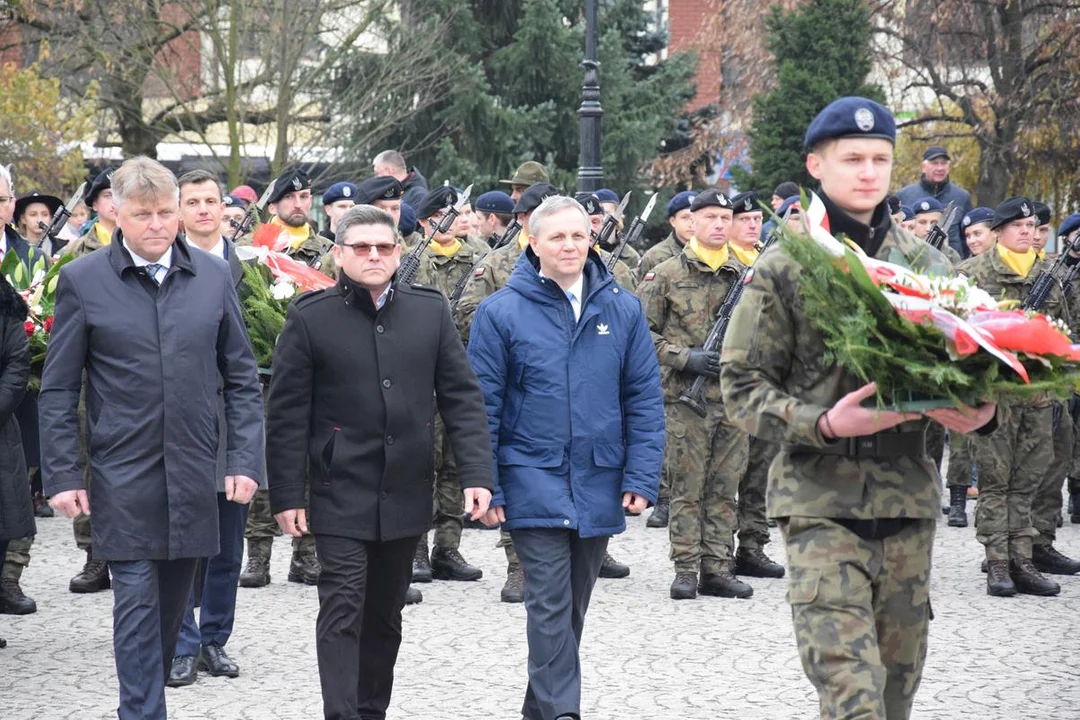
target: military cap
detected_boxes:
[690,188,731,212]
[398,202,418,237]
[961,207,994,229]
[14,191,62,225]
[230,185,257,205]
[512,183,559,214]
[322,182,359,207]
[355,176,403,205]
[268,168,311,204]
[923,145,950,161]
[773,181,799,199]
[804,97,896,150]
[1032,201,1052,226]
[595,188,619,204]
[1059,212,1080,240]
[500,161,549,187]
[886,195,902,215]
[415,185,457,220]
[222,194,246,209]
[990,196,1035,230]
[777,195,803,217]
[913,197,945,215]
[730,192,762,215]
[666,191,697,218]
[474,190,514,215]
[899,206,916,222]
[86,170,114,207]
[573,192,604,216]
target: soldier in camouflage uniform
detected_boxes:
[638,188,753,600]
[721,98,999,719]
[236,169,330,589]
[594,188,643,271]
[575,192,639,288]
[958,196,1065,597]
[320,176,408,278]
[911,197,964,266]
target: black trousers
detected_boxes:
[314,534,419,720]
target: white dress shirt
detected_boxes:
[540,272,584,322]
[123,239,173,285]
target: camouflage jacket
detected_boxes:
[416,240,488,303]
[62,222,111,259]
[720,217,969,520]
[638,245,744,404]
[638,233,685,279]
[454,240,526,342]
[596,247,638,289]
[602,238,642,271]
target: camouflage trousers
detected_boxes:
[781,517,934,720]
[245,488,315,556]
[1032,403,1072,546]
[431,413,464,550]
[925,423,946,474]
[945,432,975,489]
[666,403,749,573]
[2,534,32,581]
[973,404,1053,561]
[737,436,776,550]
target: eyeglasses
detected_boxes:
[340,241,397,257]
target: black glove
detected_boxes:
[685,348,721,378]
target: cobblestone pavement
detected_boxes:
[2,503,1080,719]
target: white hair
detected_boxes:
[529,195,589,240]
[0,165,13,194]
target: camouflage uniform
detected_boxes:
[958,249,1067,561]
[721,218,956,719]
[1031,403,1071,546]
[737,436,777,551]
[60,222,112,259]
[638,232,686,280]
[945,431,974,489]
[638,246,750,573]
[597,246,638,289]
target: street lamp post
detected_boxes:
[576,0,603,194]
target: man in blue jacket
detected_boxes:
[895,145,973,258]
[468,195,664,720]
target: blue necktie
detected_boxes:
[145,263,163,285]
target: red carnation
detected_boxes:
[43,316,54,334]
[24,320,35,337]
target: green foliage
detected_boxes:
[740,0,884,192]
[240,263,289,371]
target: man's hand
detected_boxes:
[225,475,258,504]
[926,402,997,435]
[817,382,922,439]
[685,348,721,379]
[622,492,648,515]
[483,506,506,528]
[274,508,308,537]
[464,487,492,521]
[49,489,89,519]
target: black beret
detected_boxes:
[730,192,761,215]
[690,188,731,212]
[886,195,902,215]
[1032,201,1051,226]
[513,183,559,214]
[773,181,799,199]
[269,168,311,204]
[804,97,896,150]
[86,170,114,207]
[355,176,403,205]
[573,192,604,216]
[415,186,457,220]
[990,196,1035,231]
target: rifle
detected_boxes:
[593,192,631,250]
[606,192,657,273]
[37,183,86,254]
[228,180,277,245]
[1060,232,1080,297]
[397,184,472,286]
[495,217,522,251]
[448,217,520,312]
[924,201,958,252]
[1022,230,1080,311]
[678,214,784,418]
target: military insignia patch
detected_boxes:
[643,272,656,281]
[292,176,302,190]
[342,187,352,198]
[854,108,875,132]
[742,269,755,285]
[473,267,485,278]
[1021,202,1030,216]
[920,201,929,211]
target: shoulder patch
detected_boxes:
[742,269,755,285]
[643,272,656,281]
[473,266,486,278]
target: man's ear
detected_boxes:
[806,152,823,181]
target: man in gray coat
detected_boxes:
[39,156,265,720]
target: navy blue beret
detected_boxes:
[900,206,916,222]
[595,188,619,204]
[804,97,896,150]
[322,182,358,207]
[777,196,802,217]
[991,196,1035,230]
[961,207,994,229]
[690,188,731,212]
[222,194,245,209]
[398,202,417,236]
[474,191,514,215]
[913,197,945,215]
[1059,213,1080,240]
[666,191,697,218]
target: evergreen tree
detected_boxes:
[736,0,883,192]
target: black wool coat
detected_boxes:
[0,276,33,542]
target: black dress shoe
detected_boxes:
[1032,544,1080,576]
[501,564,524,603]
[69,556,111,594]
[734,547,785,578]
[0,635,6,649]
[699,569,753,599]
[431,547,483,581]
[167,655,198,687]
[0,578,37,615]
[946,486,968,527]
[404,585,423,605]
[670,572,698,600]
[646,498,669,528]
[412,538,432,583]
[986,559,1016,597]
[1010,557,1061,596]
[199,643,240,678]
[598,552,630,579]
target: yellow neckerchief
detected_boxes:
[518,230,530,251]
[997,243,1037,279]
[429,238,462,257]
[271,217,311,249]
[730,242,759,267]
[93,221,113,247]
[688,237,729,271]
[1037,248,1046,261]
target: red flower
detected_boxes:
[43,316,54,334]
[24,320,34,337]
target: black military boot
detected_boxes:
[669,572,698,600]
[431,547,483,581]
[985,559,1016,597]
[238,539,272,589]
[699,566,753,599]
[734,547,785,578]
[501,564,524,603]
[1032,544,1080,575]
[0,578,37,615]
[32,493,53,518]
[1069,490,1080,524]
[1010,556,1061,596]
[947,485,968,527]
[646,497,670,528]
[598,552,630,579]
[69,553,111,593]
[412,537,432,583]
[287,549,321,585]
[405,585,423,605]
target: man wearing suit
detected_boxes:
[166,169,253,687]
[39,157,265,720]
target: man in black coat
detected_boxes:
[39,157,265,720]
[266,204,492,720]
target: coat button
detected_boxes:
[386,435,394,445]
[382,378,392,388]
[376,325,384,333]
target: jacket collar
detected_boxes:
[679,242,744,274]
[107,230,197,279]
[337,270,390,318]
[820,192,892,258]
[508,245,612,308]
[919,174,951,196]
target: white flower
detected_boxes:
[270,281,297,301]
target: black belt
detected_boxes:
[832,517,918,541]
[787,431,925,459]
